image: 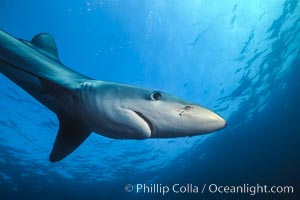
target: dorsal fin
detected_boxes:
[49,115,91,162]
[31,33,59,61]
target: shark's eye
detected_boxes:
[151,91,163,101]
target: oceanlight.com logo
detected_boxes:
[124,183,294,196]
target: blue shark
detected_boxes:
[0,30,226,162]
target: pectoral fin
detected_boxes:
[50,115,91,162]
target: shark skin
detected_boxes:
[0,29,226,162]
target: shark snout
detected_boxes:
[208,110,227,130]
[178,105,226,133]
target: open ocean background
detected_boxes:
[0,0,299,199]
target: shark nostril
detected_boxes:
[178,105,194,116]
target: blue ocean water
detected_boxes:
[0,0,299,199]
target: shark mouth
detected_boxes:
[133,110,154,135]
